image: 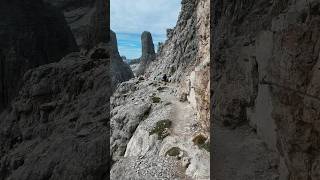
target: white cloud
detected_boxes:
[111,0,181,35]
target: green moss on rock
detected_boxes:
[165,147,181,157]
[192,134,207,145]
[149,119,172,140]
[151,96,161,103]
[199,142,210,152]
[192,134,210,152]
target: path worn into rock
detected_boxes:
[212,122,279,180]
[159,85,198,137]
[157,84,210,179]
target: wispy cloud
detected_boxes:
[111,0,181,59]
[111,0,181,34]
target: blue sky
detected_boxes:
[111,0,181,59]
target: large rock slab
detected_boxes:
[0,52,110,180]
[211,0,320,179]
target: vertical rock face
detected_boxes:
[0,52,110,180]
[141,31,156,58]
[0,0,78,112]
[44,0,109,53]
[146,0,210,132]
[136,31,156,76]
[0,0,112,179]
[108,31,134,90]
[88,0,109,48]
[211,0,320,179]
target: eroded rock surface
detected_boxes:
[0,52,110,180]
[110,0,210,179]
[0,0,78,112]
[45,0,109,53]
[146,0,210,132]
[135,31,156,76]
[110,78,209,179]
[111,156,189,180]
[108,31,134,90]
[211,0,320,179]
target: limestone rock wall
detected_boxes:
[146,0,210,133]
[0,0,117,179]
[45,0,109,53]
[0,0,78,112]
[0,52,110,180]
[108,31,134,90]
[211,0,320,179]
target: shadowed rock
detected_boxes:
[0,0,78,112]
[0,51,110,180]
[141,31,155,57]
[44,0,109,54]
[108,31,134,90]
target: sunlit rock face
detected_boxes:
[135,31,156,76]
[110,0,211,179]
[211,0,320,179]
[0,0,78,112]
[146,0,210,133]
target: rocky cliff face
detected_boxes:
[0,0,78,112]
[110,0,210,179]
[211,0,320,179]
[0,51,110,180]
[0,0,124,179]
[135,31,156,76]
[109,31,134,90]
[44,0,109,53]
[146,0,210,133]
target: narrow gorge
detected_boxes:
[0,0,319,179]
[110,0,210,179]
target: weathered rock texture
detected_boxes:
[110,0,210,179]
[108,31,134,90]
[0,51,110,180]
[135,31,156,76]
[45,0,109,53]
[111,156,190,180]
[211,0,320,179]
[86,0,109,51]
[146,0,210,132]
[0,1,112,180]
[0,0,78,112]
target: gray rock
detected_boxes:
[211,0,320,179]
[111,156,189,180]
[141,31,155,58]
[136,31,156,76]
[0,52,110,180]
[0,0,78,112]
[44,0,108,53]
[107,31,134,90]
[145,0,210,132]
